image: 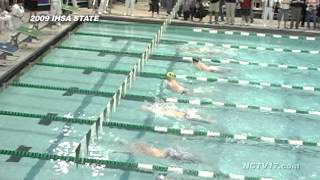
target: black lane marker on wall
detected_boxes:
[6,145,32,162]
[97,52,107,57]
[83,69,93,75]
[63,87,79,96]
[38,113,58,126]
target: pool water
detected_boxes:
[0,20,319,180]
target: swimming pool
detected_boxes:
[0,20,319,180]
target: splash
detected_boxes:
[179,44,233,58]
[51,141,78,175]
[192,86,214,94]
[88,144,110,177]
[141,101,180,119]
[63,112,74,119]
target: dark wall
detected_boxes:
[24,0,50,11]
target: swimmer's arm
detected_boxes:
[134,143,166,158]
[174,111,187,119]
[144,147,166,158]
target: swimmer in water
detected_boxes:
[192,57,221,72]
[132,143,200,163]
[165,72,189,94]
[109,134,200,163]
[109,137,200,163]
[141,102,212,124]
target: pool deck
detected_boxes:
[0,2,319,87]
[0,20,78,88]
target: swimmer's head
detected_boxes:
[166,72,176,80]
[192,57,201,64]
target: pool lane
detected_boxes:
[58,34,149,57]
[80,22,160,39]
[91,20,320,50]
[0,87,110,118]
[152,43,320,66]
[92,127,320,180]
[109,99,320,143]
[0,116,87,152]
[164,28,320,51]
[40,49,140,71]
[143,58,320,88]
[0,152,166,180]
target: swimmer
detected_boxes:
[165,72,188,94]
[141,102,212,124]
[109,138,200,163]
[192,57,221,72]
[132,143,200,163]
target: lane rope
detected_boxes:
[185,41,320,54]
[10,82,320,117]
[193,28,319,41]
[0,110,318,148]
[0,149,274,180]
[181,56,320,72]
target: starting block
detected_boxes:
[62,5,79,15]
[0,26,41,59]
[0,42,18,59]
[11,26,41,45]
[17,26,41,38]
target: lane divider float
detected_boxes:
[193,28,319,41]
[0,110,318,151]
